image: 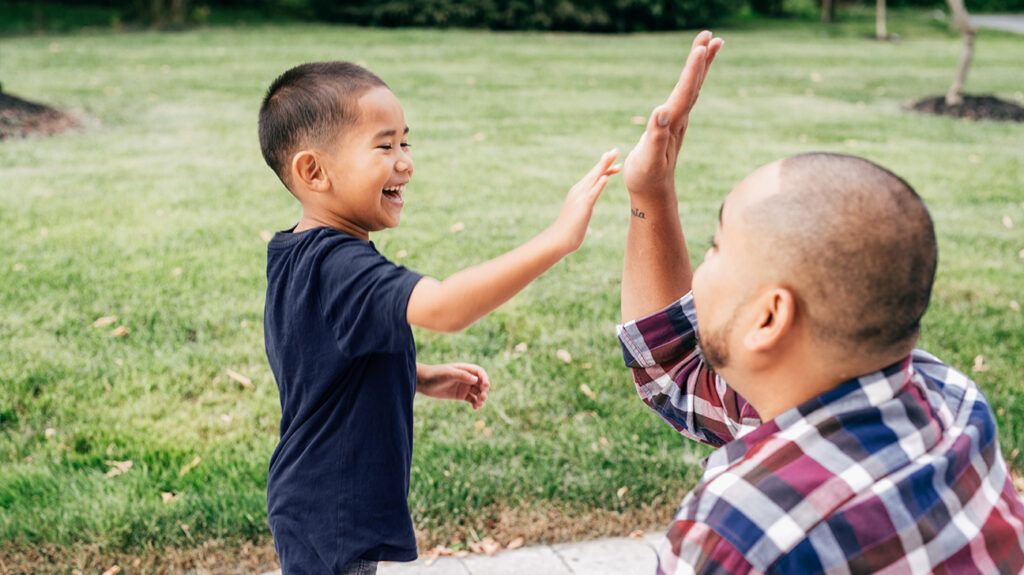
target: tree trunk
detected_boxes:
[945,0,975,106]
[821,0,835,23]
[876,0,888,39]
[170,0,187,27]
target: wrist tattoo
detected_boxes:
[631,207,646,219]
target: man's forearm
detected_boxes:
[621,193,693,322]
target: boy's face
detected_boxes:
[318,86,413,234]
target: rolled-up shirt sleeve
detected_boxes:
[616,291,760,447]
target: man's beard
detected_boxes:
[698,307,739,371]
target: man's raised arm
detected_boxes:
[620,31,722,322]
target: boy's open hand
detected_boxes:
[623,31,723,199]
[416,363,490,410]
[549,149,621,254]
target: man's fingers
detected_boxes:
[693,37,724,106]
[690,29,712,51]
[664,45,707,129]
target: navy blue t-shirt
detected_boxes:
[263,226,423,574]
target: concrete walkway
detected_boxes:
[971,14,1024,34]
[261,534,664,575]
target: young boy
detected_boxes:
[257,61,619,574]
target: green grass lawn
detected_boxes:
[1,8,1022,569]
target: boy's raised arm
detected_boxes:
[620,31,722,322]
[407,149,620,333]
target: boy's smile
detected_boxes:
[304,86,413,239]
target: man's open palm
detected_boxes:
[623,31,723,198]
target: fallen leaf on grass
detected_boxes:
[449,222,466,234]
[481,537,502,556]
[810,71,823,83]
[1011,301,1021,313]
[226,369,254,390]
[220,413,233,425]
[179,456,201,477]
[972,355,989,373]
[424,545,453,565]
[506,536,525,550]
[12,263,26,272]
[101,566,121,575]
[180,523,191,538]
[579,383,597,400]
[109,326,130,338]
[171,267,183,278]
[630,115,646,125]
[471,132,486,142]
[474,419,487,431]
[617,486,629,499]
[469,537,501,556]
[259,230,273,242]
[396,249,408,259]
[514,342,528,353]
[44,428,56,439]
[161,491,177,504]
[556,349,572,364]
[92,315,118,328]
[105,460,133,478]
[1003,215,1014,229]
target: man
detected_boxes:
[618,31,1024,574]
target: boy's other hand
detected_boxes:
[416,363,491,410]
[548,148,621,254]
[623,31,722,200]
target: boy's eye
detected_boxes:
[401,142,411,149]
[377,144,393,150]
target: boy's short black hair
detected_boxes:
[258,61,388,186]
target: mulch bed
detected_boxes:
[911,94,1024,122]
[0,91,82,140]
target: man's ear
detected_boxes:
[290,150,330,193]
[743,287,796,353]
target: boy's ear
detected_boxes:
[291,150,330,193]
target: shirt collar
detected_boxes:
[704,355,915,475]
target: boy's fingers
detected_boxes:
[588,148,620,183]
[455,363,490,389]
[458,370,480,384]
[588,175,610,200]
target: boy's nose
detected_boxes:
[395,156,413,174]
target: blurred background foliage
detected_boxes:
[2,0,1022,35]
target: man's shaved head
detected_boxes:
[740,152,937,355]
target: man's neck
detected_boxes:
[736,347,914,423]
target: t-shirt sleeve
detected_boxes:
[317,240,422,357]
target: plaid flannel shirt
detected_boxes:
[617,291,1024,574]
